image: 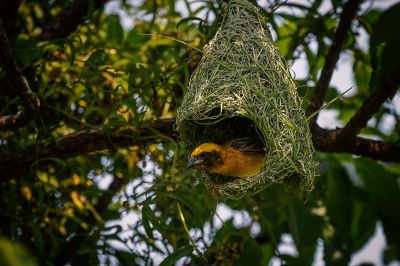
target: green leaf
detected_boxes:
[288,202,323,265]
[353,50,372,94]
[143,201,163,233]
[260,243,274,265]
[211,219,237,245]
[358,9,381,33]
[234,238,262,266]
[369,3,400,89]
[355,159,400,244]
[159,245,193,266]
[169,192,210,227]
[359,126,386,139]
[350,199,377,252]
[30,225,44,260]
[275,21,297,57]
[290,203,323,246]
[114,250,138,264]
[13,38,42,67]
[325,162,352,237]
[325,87,339,102]
[107,15,124,44]
[85,49,107,69]
[142,204,155,239]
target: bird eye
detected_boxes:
[199,151,206,157]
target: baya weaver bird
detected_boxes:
[187,138,266,178]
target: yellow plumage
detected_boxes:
[188,139,265,178]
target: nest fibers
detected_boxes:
[176,0,319,199]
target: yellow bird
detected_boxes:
[187,138,265,178]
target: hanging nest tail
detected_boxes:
[176,0,319,199]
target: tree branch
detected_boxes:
[0,19,40,131]
[40,0,109,41]
[0,119,177,180]
[306,0,363,123]
[338,67,400,139]
[1,117,399,183]
[312,124,400,162]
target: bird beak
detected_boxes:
[187,156,202,168]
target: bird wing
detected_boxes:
[225,138,265,154]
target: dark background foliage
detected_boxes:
[0,0,399,265]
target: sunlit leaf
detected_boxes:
[0,238,38,266]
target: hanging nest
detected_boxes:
[176,0,319,199]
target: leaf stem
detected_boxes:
[177,202,208,264]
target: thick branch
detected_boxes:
[312,124,400,162]
[306,0,363,122]
[0,111,35,130]
[1,118,399,183]
[339,67,400,138]
[0,119,176,180]
[0,19,40,131]
[40,0,109,41]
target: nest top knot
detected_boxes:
[177,0,319,199]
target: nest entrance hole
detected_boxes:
[187,111,265,151]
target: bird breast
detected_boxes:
[210,147,265,178]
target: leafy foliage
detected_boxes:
[0,0,399,265]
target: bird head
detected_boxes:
[187,143,223,170]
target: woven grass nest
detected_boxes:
[176,0,319,199]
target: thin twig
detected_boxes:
[307,86,354,120]
[177,203,208,264]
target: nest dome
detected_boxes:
[177,0,319,198]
